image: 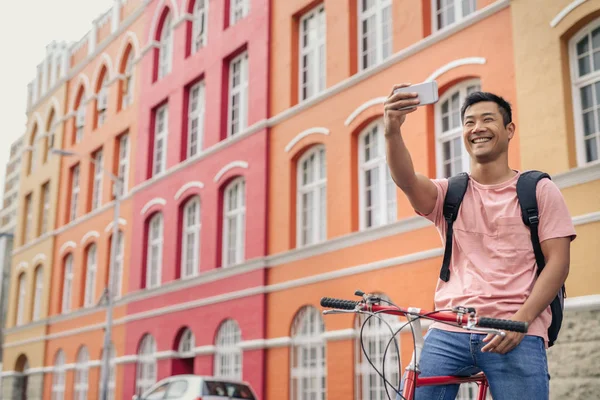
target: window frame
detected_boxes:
[110,230,125,298]
[432,0,476,31]
[434,79,481,178]
[136,335,157,395]
[229,0,249,26]
[158,12,174,79]
[191,0,208,53]
[23,192,33,243]
[40,181,50,235]
[228,52,249,137]
[62,254,74,314]
[84,244,97,308]
[69,164,81,222]
[32,265,43,321]
[214,319,243,379]
[181,196,201,278]
[146,213,164,289]
[153,104,169,177]
[569,16,600,166]
[187,81,205,158]
[296,145,327,247]
[116,133,130,197]
[16,272,26,326]
[357,0,393,71]
[91,149,104,210]
[222,178,246,267]
[52,350,66,400]
[74,346,90,400]
[298,4,326,102]
[96,73,109,127]
[121,50,135,110]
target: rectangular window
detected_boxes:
[299,5,326,101]
[153,105,168,176]
[40,182,50,235]
[91,149,104,210]
[75,106,85,143]
[230,0,249,26]
[297,147,327,246]
[32,268,43,321]
[23,193,33,243]
[228,52,249,137]
[116,134,129,197]
[359,0,392,70]
[69,164,80,222]
[223,179,245,267]
[147,214,164,288]
[84,245,97,307]
[434,0,476,30]
[188,82,205,158]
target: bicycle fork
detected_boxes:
[401,308,426,399]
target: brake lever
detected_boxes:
[463,326,506,337]
[322,309,359,315]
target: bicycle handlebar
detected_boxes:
[320,296,528,334]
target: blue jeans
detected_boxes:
[398,328,549,400]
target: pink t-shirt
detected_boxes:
[419,171,576,344]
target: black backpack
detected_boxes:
[439,170,565,347]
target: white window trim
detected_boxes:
[358,120,397,229]
[434,79,481,178]
[214,320,242,379]
[122,51,135,109]
[117,134,130,197]
[92,150,104,210]
[158,13,174,79]
[188,81,205,158]
[32,266,43,321]
[229,0,249,26]
[228,52,249,137]
[52,351,66,400]
[41,182,50,234]
[70,165,80,221]
[290,306,326,400]
[84,245,97,308]
[16,273,26,326]
[74,347,89,400]
[296,145,327,247]
[97,76,109,127]
[75,104,86,144]
[24,194,33,243]
[181,197,201,278]
[192,0,208,53]
[153,105,168,176]
[111,231,124,298]
[432,0,476,31]
[569,16,600,167]
[298,4,326,102]
[178,328,195,357]
[358,0,392,71]
[62,255,74,314]
[222,178,246,267]
[136,335,157,394]
[146,213,164,289]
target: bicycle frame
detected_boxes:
[321,295,527,400]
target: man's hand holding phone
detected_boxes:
[384,83,420,137]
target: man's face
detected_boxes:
[462,101,514,163]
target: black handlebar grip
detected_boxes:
[320,297,360,310]
[478,317,528,333]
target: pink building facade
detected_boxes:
[124,0,269,398]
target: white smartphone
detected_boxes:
[393,80,439,109]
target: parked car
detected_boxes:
[132,375,258,400]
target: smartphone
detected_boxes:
[393,80,439,109]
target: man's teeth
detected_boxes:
[472,138,491,143]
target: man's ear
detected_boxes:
[506,121,516,140]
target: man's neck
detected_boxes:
[469,161,516,185]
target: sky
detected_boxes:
[0,0,114,199]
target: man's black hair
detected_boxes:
[460,91,512,126]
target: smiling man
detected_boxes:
[383,85,576,400]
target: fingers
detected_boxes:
[494,333,522,354]
[482,333,494,343]
[388,83,412,97]
[481,335,502,353]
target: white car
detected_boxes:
[133,375,258,400]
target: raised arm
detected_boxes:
[384,84,438,216]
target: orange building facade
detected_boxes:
[265,1,521,399]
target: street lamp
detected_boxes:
[50,148,122,400]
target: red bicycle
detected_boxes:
[320,291,528,400]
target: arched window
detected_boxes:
[178,327,195,357]
[120,47,135,110]
[62,254,74,313]
[84,244,97,307]
[146,213,164,289]
[191,0,208,53]
[28,124,38,175]
[96,69,109,127]
[290,306,326,400]
[136,334,157,394]
[181,196,201,278]
[214,319,242,379]
[358,0,392,71]
[45,109,56,163]
[435,79,481,178]
[358,119,397,229]
[222,178,246,267]
[354,294,399,400]
[16,272,26,326]
[569,17,600,165]
[32,265,43,321]
[297,145,327,246]
[74,86,86,144]
[99,343,116,400]
[158,11,174,79]
[74,346,89,400]
[51,350,66,400]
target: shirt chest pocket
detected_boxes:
[496,216,532,252]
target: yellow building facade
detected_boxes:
[1,42,70,399]
[511,0,600,398]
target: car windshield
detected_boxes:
[202,381,256,399]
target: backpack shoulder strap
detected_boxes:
[516,170,551,272]
[440,172,469,282]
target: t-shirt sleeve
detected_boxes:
[537,179,577,243]
[415,178,449,227]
